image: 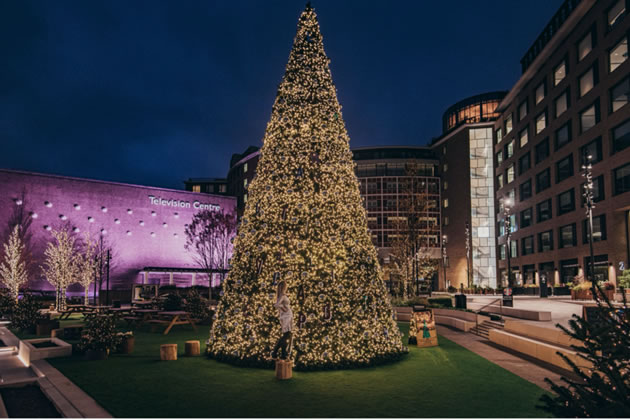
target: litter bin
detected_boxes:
[455,294,467,309]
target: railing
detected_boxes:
[475,297,502,333]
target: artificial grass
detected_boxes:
[47,321,551,418]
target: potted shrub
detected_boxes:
[11,294,46,334]
[117,331,135,354]
[185,289,212,325]
[79,314,121,360]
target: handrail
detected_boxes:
[475,297,503,333]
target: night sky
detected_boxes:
[1,0,562,190]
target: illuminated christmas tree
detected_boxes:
[207,4,407,370]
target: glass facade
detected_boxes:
[469,127,497,287]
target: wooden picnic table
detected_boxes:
[126,308,160,327]
[87,305,113,313]
[108,307,134,315]
[149,311,198,335]
[58,304,94,320]
[133,300,156,308]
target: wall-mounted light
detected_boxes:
[114,219,121,224]
[174,212,179,218]
[15,199,23,206]
[101,229,107,235]
[73,227,80,233]
[101,207,108,213]
[88,217,94,223]
[150,232,156,237]
[30,212,38,219]
[45,201,52,208]
[127,209,133,215]
[151,211,157,217]
[173,233,178,238]
[74,204,81,210]
[163,223,168,228]
[126,231,132,236]
[44,225,51,231]
[139,221,145,226]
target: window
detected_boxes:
[219,184,227,193]
[519,152,531,174]
[554,60,566,86]
[521,207,533,228]
[520,179,532,201]
[555,122,572,150]
[580,101,600,132]
[536,168,551,192]
[537,199,553,222]
[510,240,518,258]
[522,236,534,255]
[583,215,607,243]
[613,119,630,153]
[244,162,248,173]
[609,36,628,72]
[243,193,248,203]
[610,76,629,112]
[443,198,449,208]
[535,138,549,163]
[580,137,603,165]
[496,128,503,143]
[518,100,528,121]
[557,189,575,215]
[505,114,513,134]
[579,66,596,97]
[499,244,506,260]
[496,150,503,166]
[535,110,547,134]
[505,140,514,159]
[535,81,546,105]
[608,0,626,28]
[577,29,594,62]
[443,163,448,172]
[519,127,529,148]
[614,162,630,195]
[556,154,574,183]
[496,174,504,189]
[554,91,569,117]
[192,185,201,193]
[538,230,554,252]
[506,164,515,184]
[581,175,605,205]
[443,181,448,190]
[443,216,449,226]
[243,178,248,188]
[559,224,577,248]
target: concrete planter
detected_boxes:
[571,289,614,301]
[18,338,72,367]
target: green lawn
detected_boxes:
[44,320,551,418]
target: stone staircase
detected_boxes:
[470,319,505,339]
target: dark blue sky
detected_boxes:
[1,0,561,190]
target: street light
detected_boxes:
[442,234,448,290]
[502,197,513,288]
[582,152,596,293]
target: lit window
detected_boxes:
[443,146,447,155]
[519,127,528,147]
[505,140,514,159]
[554,60,566,86]
[244,193,248,203]
[535,82,545,105]
[443,198,449,208]
[496,151,503,166]
[192,185,201,193]
[535,111,546,134]
[243,178,248,188]
[496,128,503,143]
[559,224,576,248]
[443,181,448,190]
[507,164,515,184]
[580,102,599,132]
[505,114,513,134]
[496,174,504,189]
[220,185,227,193]
[554,91,568,117]
[443,163,448,172]
[609,36,628,73]
[579,67,595,97]
[518,101,527,121]
[608,0,626,28]
[244,162,248,173]
[611,76,629,112]
[577,30,593,62]
[443,217,449,226]
[583,215,606,243]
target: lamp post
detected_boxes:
[465,221,472,289]
[582,152,596,292]
[502,197,513,288]
[442,234,448,290]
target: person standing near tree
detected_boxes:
[271,281,293,360]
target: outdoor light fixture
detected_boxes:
[150,232,156,237]
[44,225,51,231]
[582,152,595,288]
[151,211,157,217]
[30,212,38,219]
[73,227,80,233]
[441,234,448,289]
[115,219,120,224]
[163,223,168,228]
[59,214,67,220]
[15,199,23,206]
[127,209,133,214]
[174,212,179,218]
[502,196,513,287]
[88,217,94,223]
[101,229,107,235]
[139,221,144,226]
[101,207,108,213]
[126,231,132,236]
[74,204,81,210]
[45,201,52,208]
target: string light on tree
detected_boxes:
[207,3,407,370]
[0,225,29,303]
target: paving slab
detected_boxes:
[437,325,568,392]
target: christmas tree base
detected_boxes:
[275,359,293,380]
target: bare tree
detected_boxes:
[76,232,101,305]
[184,210,234,298]
[185,210,237,300]
[388,164,438,297]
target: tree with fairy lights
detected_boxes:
[207,3,407,370]
[539,286,630,417]
[41,228,79,311]
[76,233,100,306]
[0,225,29,303]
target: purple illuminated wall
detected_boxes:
[0,169,236,292]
